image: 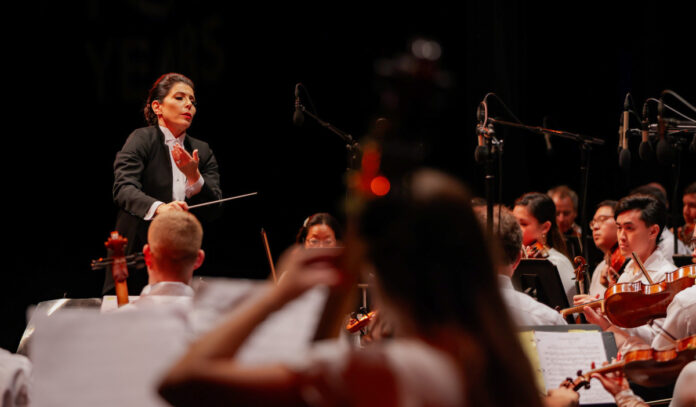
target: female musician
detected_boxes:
[158,169,548,407]
[575,200,621,304]
[513,192,576,305]
[110,73,222,294]
[295,212,343,248]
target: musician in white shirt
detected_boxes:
[121,211,204,311]
[476,205,567,326]
[582,194,677,349]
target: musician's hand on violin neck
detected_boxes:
[573,293,599,306]
[155,201,189,216]
[582,305,611,330]
[590,363,629,397]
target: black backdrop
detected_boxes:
[3,2,694,351]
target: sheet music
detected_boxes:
[100,295,140,312]
[534,331,614,405]
[31,308,189,407]
[235,285,328,365]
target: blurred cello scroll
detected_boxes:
[96,231,131,307]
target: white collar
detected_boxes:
[159,125,185,144]
[627,249,667,276]
[140,281,194,297]
[497,274,514,289]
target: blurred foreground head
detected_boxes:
[352,168,543,407]
[355,168,497,332]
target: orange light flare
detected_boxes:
[370,176,391,196]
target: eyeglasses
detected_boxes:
[589,215,613,230]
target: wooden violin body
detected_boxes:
[559,264,695,324]
[525,241,549,259]
[346,310,377,333]
[603,264,695,328]
[678,222,695,246]
[604,246,627,286]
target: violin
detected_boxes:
[524,241,549,259]
[568,257,589,324]
[602,264,695,328]
[573,256,588,296]
[562,334,696,389]
[346,309,378,333]
[603,246,627,287]
[559,264,696,327]
[678,223,695,247]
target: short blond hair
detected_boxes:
[148,212,203,274]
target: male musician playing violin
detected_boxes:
[574,200,622,304]
[608,194,674,286]
[582,194,689,349]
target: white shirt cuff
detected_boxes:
[145,201,164,221]
[185,175,205,198]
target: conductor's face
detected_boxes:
[153,82,197,136]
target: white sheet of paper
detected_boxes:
[31,308,189,407]
[100,295,140,312]
[189,278,329,365]
[534,331,614,405]
[235,285,328,365]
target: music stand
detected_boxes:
[512,259,570,310]
[672,255,694,268]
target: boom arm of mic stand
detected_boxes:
[298,104,360,151]
[488,118,605,146]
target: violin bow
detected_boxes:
[260,228,277,284]
[631,252,654,284]
[188,192,258,209]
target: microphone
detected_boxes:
[655,98,675,165]
[293,83,304,126]
[618,97,631,172]
[638,101,655,161]
[542,116,554,157]
[474,102,489,164]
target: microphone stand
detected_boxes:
[296,103,361,170]
[476,123,503,237]
[629,118,695,256]
[488,117,605,260]
[296,102,361,204]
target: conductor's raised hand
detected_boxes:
[171,143,201,182]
